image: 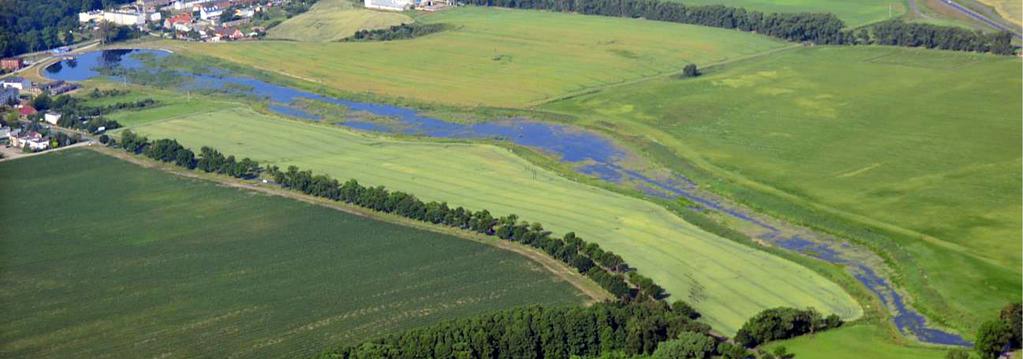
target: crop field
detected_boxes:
[155,6,787,107]
[545,45,1022,333]
[267,0,411,42]
[672,0,901,27]
[765,324,947,359]
[125,105,862,334]
[0,149,588,357]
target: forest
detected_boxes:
[0,0,132,57]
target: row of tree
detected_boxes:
[459,0,1014,54]
[114,131,261,178]
[327,300,718,359]
[263,163,652,300]
[345,23,448,42]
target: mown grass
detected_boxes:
[765,323,949,359]
[267,0,411,42]
[672,0,902,27]
[154,6,786,107]
[126,105,862,335]
[544,45,1022,334]
[0,149,588,357]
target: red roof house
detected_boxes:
[19,104,37,117]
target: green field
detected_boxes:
[674,0,903,27]
[125,105,862,334]
[267,0,411,42]
[156,6,787,107]
[0,149,588,357]
[765,324,948,359]
[545,45,1022,333]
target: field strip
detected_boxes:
[86,146,613,304]
[129,108,862,334]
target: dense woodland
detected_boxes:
[0,0,133,57]
[461,0,1015,54]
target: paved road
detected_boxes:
[936,0,1022,38]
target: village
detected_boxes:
[74,0,291,43]
[0,76,99,159]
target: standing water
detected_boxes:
[44,49,970,346]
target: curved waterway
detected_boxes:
[44,49,970,346]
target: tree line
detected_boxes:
[325,300,724,359]
[345,23,448,42]
[457,0,1014,54]
[110,134,846,357]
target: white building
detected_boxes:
[79,10,105,23]
[44,112,62,125]
[364,0,413,11]
[200,6,224,20]
[1,77,31,91]
[103,10,147,26]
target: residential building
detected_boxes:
[200,5,224,20]
[1,58,23,71]
[10,131,50,151]
[213,26,244,41]
[103,10,147,26]
[364,0,413,11]
[0,87,18,106]
[165,12,194,31]
[79,10,105,23]
[18,104,37,118]
[44,112,62,125]
[1,77,31,90]
[137,0,176,11]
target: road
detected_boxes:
[936,0,1022,37]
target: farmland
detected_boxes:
[267,0,411,42]
[155,6,787,107]
[0,149,588,357]
[545,45,1022,333]
[124,105,862,335]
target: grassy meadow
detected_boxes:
[0,149,588,357]
[764,324,949,359]
[267,0,411,41]
[155,6,787,107]
[545,45,1022,333]
[123,105,862,335]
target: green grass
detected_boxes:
[672,0,903,27]
[544,45,1022,334]
[156,6,787,107]
[76,81,227,127]
[765,323,949,359]
[0,149,587,357]
[126,105,862,335]
[267,0,412,42]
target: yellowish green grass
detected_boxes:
[976,0,1022,27]
[127,106,862,335]
[267,0,411,42]
[545,45,1022,334]
[156,6,786,107]
[765,323,949,359]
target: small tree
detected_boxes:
[945,348,969,359]
[652,332,716,359]
[976,319,1012,359]
[681,64,700,78]
[98,134,109,144]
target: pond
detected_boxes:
[44,49,971,346]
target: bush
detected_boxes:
[652,331,716,359]
[734,307,842,348]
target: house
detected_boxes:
[1,77,31,90]
[137,0,175,11]
[1,58,23,71]
[200,5,224,20]
[44,112,62,125]
[10,131,50,151]
[165,12,194,31]
[18,104,37,118]
[0,126,10,139]
[213,26,244,41]
[39,80,78,95]
[364,0,413,11]
[0,87,18,106]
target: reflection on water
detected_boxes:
[44,49,970,346]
